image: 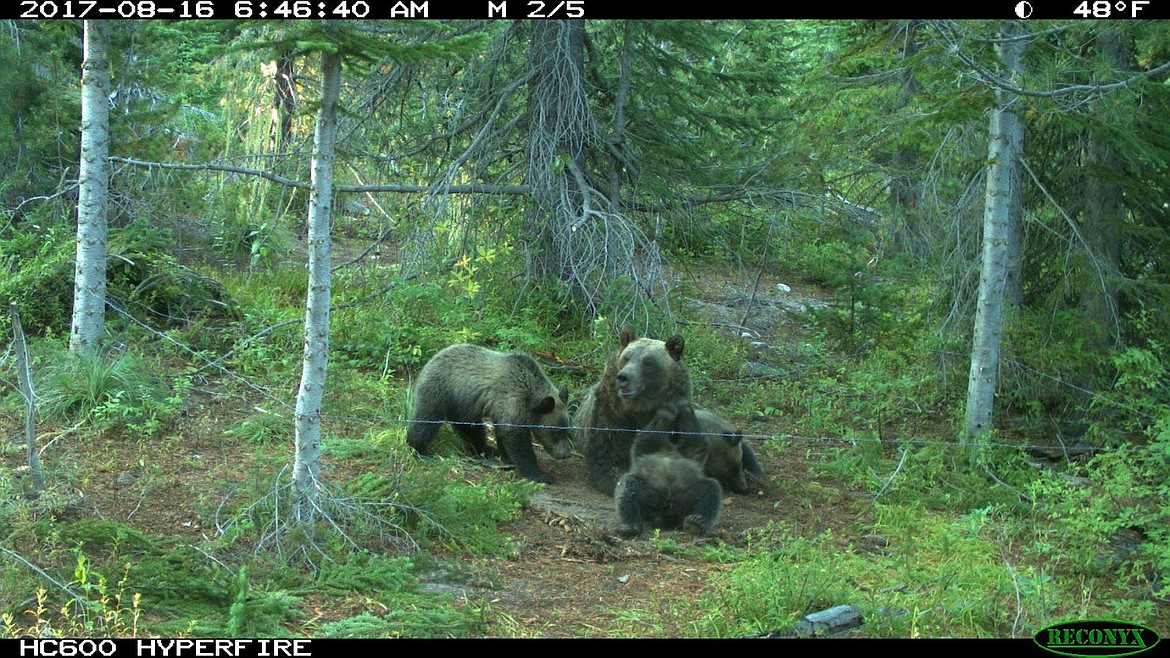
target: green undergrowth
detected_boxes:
[4,213,1168,639]
[615,502,1166,639]
[1,443,513,638]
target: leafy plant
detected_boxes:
[0,220,75,337]
[1026,333,1170,606]
[213,219,294,268]
[668,506,1098,639]
[223,566,300,637]
[2,546,145,638]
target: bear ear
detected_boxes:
[665,335,685,361]
[619,326,636,347]
[533,395,557,415]
[558,385,569,403]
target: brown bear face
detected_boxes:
[693,407,761,494]
[531,384,573,458]
[705,432,749,494]
[613,332,686,411]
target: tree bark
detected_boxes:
[606,20,634,208]
[292,43,340,520]
[525,19,588,280]
[272,51,297,153]
[888,21,924,257]
[11,304,45,493]
[70,20,111,356]
[520,21,667,324]
[965,21,1026,449]
[1079,26,1129,351]
[1001,30,1027,312]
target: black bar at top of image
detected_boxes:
[6,0,1168,20]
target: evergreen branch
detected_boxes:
[932,21,1170,100]
[107,157,526,194]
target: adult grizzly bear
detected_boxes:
[694,407,766,495]
[405,344,572,484]
[614,400,723,538]
[575,327,695,495]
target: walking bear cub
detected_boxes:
[614,399,723,538]
[575,327,694,495]
[405,344,572,484]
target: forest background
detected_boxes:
[1,18,1168,638]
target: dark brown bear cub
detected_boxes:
[614,400,723,538]
[694,407,766,495]
[575,327,694,495]
[405,344,572,484]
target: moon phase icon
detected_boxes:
[1015,0,1033,17]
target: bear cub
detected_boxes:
[405,343,572,484]
[615,399,723,538]
[694,407,766,495]
[575,327,694,495]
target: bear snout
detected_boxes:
[547,440,573,459]
[616,372,638,397]
[538,428,574,459]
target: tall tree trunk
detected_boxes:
[70,20,111,356]
[525,19,587,279]
[965,21,1026,450]
[888,21,924,257]
[606,20,634,207]
[1079,26,1129,351]
[1003,148,1025,310]
[292,44,340,520]
[518,21,667,323]
[1001,31,1027,313]
[272,51,296,152]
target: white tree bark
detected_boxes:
[70,20,111,356]
[292,44,341,518]
[965,21,1026,447]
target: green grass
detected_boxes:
[5,229,1168,639]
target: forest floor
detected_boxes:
[31,263,883,638]
[451,269,880,638]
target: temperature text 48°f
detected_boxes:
[1073,0,1150,17]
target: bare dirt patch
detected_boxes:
[461,438,873,638]
[439,270,877,638]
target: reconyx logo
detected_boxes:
[1035,619,1160,658]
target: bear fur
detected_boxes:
[574,327,694,495]
[693,407,766,495]
[405,343,572,484]
[614,399,723,538]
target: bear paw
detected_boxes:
[683,514,710,535]
[614,523,641,539]
[522,471,556,485]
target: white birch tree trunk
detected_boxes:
[292,45,341,519]
[965,21,1026,449]
[70,20,111,356]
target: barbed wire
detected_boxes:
[312,414,1098,455]
[2,291,1118,458]
[102,295,297,414]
